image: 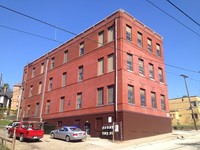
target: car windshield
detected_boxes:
[21,122,43,130]
[69,127,81,131]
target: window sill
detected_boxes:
[150,78,155,81]
[139,74,145,77]
[127,69,133,73]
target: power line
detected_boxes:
[166,0,200,27]
[0,4,103,46]
[146,0,200,37]
[1,4,200,75]
[0,24,63,43]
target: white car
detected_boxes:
[50,126,86,142]
[5,121,20,132]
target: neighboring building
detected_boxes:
[169,96,200,126]
[19,10,171,140]
[0,86,12,115]
[10,84,21,111]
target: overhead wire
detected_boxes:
[0,4,103,46]
[0,4,200,78]
[0,24,63,43]
[146,0,200,37]
[166,0,200,27]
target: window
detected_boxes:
[38,81,42,94]
[191,101,196,107]
[40,63,44,74]
[151,92,157,109]
[128,85,134,104]
[98,31,104,47]
[126,25,132,41]
[108,26,114,42]
[78,66,83,81]
[138,59,144,75]
[97,87,104,106]
[49,77,53,91]
[60,97,65,112]
[108,85,114,104]
[98,58,104,75]
[35,103,39,116]
[158,68,164,83]
[46,100,50,114]
[32,67,35,78]
[147,38,152,52]
[80,42,84,56]
[63,50,68,63]
[108,54,114,72]
[140,89,146,107]
[62,72,67,87]
[76,93,82,109]
[27,105,30,117]
[51,57,55,69]
[192,113,198,119]
[29,85,33,97]
[127,53,133,71]
[137,32,143,47]
[149,64,154,80]
[161,95,166,111]
[156,44,161,57]
[24,71,27,82]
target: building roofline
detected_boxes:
[169,96,200,100]
[24,9,162,68]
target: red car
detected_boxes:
[8,121,44,142]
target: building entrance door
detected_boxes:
[85,123,91,135]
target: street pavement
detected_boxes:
[0,129,200,150]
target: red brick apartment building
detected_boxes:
[19,9,171,140]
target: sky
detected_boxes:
[0,0,200,99]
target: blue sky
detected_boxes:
[0,0,200,99]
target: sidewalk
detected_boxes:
[86,130,199,150]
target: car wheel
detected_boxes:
[50,133,55,139]
[65,136,70,142]
[19,134,24,142]
[8,131,12,138]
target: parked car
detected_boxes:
[50,126,86,142]
[8,121,44,142]
[5,121,20,132]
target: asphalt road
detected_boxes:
[1,129,200,150]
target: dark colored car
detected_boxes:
[8,121,44,142]
[50,126,86,142]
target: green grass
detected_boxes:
[0,143,10,150]
[0,119,12,128]
[173,124,200,130]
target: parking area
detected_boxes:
[1,129,200,150]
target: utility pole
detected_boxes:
[180,74,198,131]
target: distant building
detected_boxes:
[169,96,200,127]
[19,10,171,140]
[0,86,12,115]
[11,84,21,111]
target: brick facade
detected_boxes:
[19,10,171,140]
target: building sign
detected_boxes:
[101,124,113,139]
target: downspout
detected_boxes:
[114,18,118,123]
[40,55,49,122]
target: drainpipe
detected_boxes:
[40,55,49,122]
[114,18,118,123]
